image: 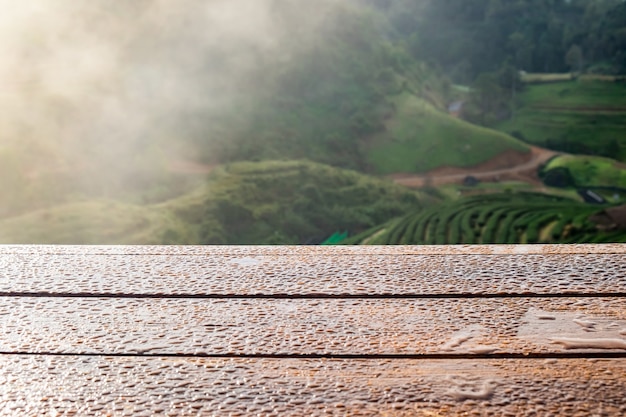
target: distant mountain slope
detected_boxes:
[0,160,437,244]
[0,200,189,245]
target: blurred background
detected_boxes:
[1,0,626,245]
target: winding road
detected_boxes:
[167,146,559,189]
[389,147,559,188]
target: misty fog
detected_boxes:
[0,0,342,199]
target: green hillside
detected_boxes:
[366,93,529,174]
[497,80,626,161]
[344,193,626,245]
[0,200,189,245]
[193,3,531,176]
[0,160,436,245]
[171,160,438,244]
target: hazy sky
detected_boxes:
[0,0,341,179]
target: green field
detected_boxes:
[366,93,530,174]
[497,80,626,161]
[343,193,626,245]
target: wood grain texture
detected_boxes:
[0,356,624,416]
[1,297,625,355]
[1,248,625,296]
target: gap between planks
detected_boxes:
[1,291,626,299]
[1,351,626,360]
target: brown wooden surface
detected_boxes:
[2,297,626,355]
[0,357,624,416]
[1,248,625,296]
[0,244,625,416]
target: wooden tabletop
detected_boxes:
[0,244,625,415]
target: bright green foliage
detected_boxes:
[366,94,529,173]
[496,208,527,244]
[520,78,626,107]
[525,212,559,244]
[348,192,622,245]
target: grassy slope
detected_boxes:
[0,200,189,244]
[366,93,530,174]
[175,160,439,244]
[496,80,626,161]
[200,7,530,177]
[0,160,436,244]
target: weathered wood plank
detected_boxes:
[0,356,624,416]
[1,251,625,295]
[2,244,625,255]
[2,297,625,355]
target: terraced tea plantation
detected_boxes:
[496,80,626,161]
[345,193,626,245]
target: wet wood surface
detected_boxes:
[2,297,626,356]
[0,244,625,416]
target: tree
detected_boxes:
[403,0,624,81]
[508,32,534,71]
[565,44,584,73]
[465,72,508,126]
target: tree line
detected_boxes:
[367,0,626,82]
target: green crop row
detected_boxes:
[353,192,625,245]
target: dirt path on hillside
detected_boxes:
[390,146,559,188]
[166,146,558,189]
